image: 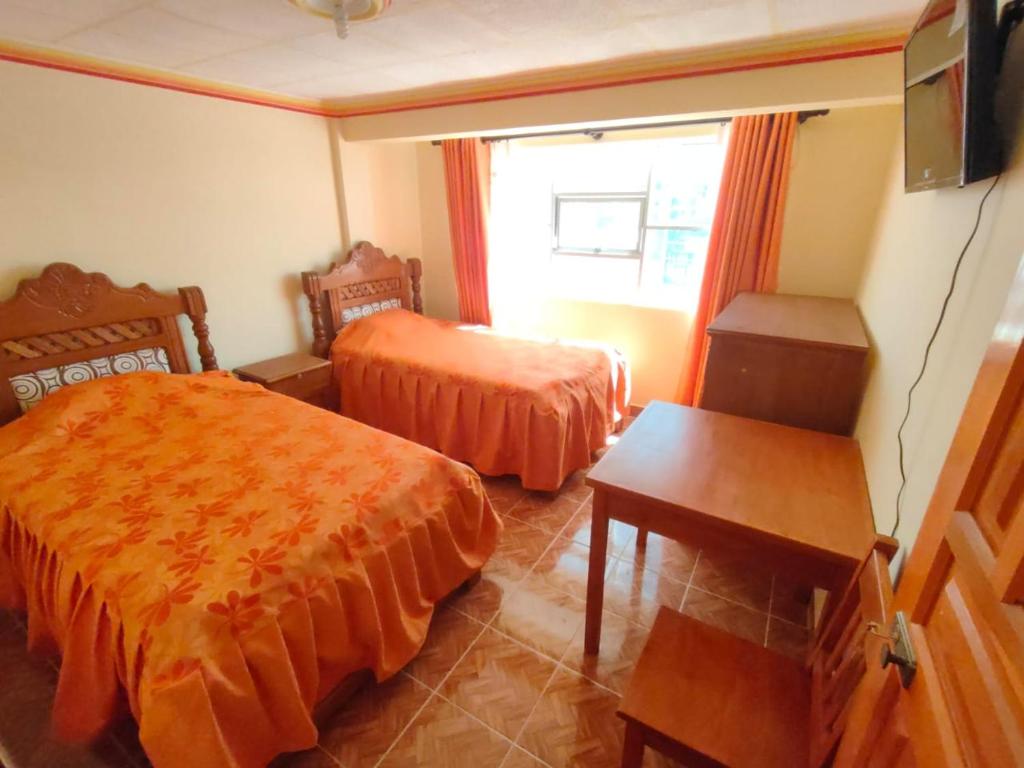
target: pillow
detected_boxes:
[340,298,402,327]
[9,347,171,413]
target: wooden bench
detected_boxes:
[617,541,895,767]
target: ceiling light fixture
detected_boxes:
[289,0,391,39]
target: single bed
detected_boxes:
[0,264,500,768]
[302,242,630,492]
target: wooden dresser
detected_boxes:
[700,293,869,436]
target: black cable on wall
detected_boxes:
[891,173,1001,538]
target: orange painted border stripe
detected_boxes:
[0,32,906,120]
[0,45,330,117]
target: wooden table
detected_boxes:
[584,401,875,654]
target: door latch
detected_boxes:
[869,610,917,688]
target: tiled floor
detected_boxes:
[0,458,811,768]
[0,609,148,768]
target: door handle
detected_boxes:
[870,611,917,688]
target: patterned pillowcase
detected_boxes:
[340,298,402,326]
[9,347,171,413]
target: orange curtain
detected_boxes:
[676,112,798,406]
[442,138,493,326]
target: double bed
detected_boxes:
[302,242,630,491]
[0,264,500,768]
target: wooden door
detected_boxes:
[836,256,1024,766]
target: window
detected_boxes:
[638,150,721,298]
[553,194,645,256]
[489,129,727,311]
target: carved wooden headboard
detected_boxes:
[0,263,219,425]
[301,241,423,358]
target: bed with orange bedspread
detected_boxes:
[0,372,500,768]
[330,309,630,491]
[302,242,630,491]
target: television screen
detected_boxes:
[905,0,1001,192]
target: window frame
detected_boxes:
[551,177,712,289]
[551,192,648,259]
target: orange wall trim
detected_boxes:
[0,41,330,117]
[0,32,906,121]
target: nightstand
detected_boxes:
[233,352,333,409]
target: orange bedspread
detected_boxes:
[331,310,630,491]
[0,372,500,768]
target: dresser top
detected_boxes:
[707,292,869,351]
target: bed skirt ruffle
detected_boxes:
[332,319,630,491]
[0,497,498,768]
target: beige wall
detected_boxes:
[0,61,343,372]
[416,143,460,321]
[853,32,1024,557]
[339,52,903,142]
[329,132,460,322]
[333,130,423,259]
[778,104,902,298]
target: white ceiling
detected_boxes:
[0,0,923,102]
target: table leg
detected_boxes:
[621,722,645,768]
[636,527,648,550]
[585,490,609,655]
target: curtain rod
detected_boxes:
[429,109,828,146]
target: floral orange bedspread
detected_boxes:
[331,310,630,491]
[0,371,500,768]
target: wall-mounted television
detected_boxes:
[905,0,1002,192]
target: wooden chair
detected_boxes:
[617,538,896,768]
